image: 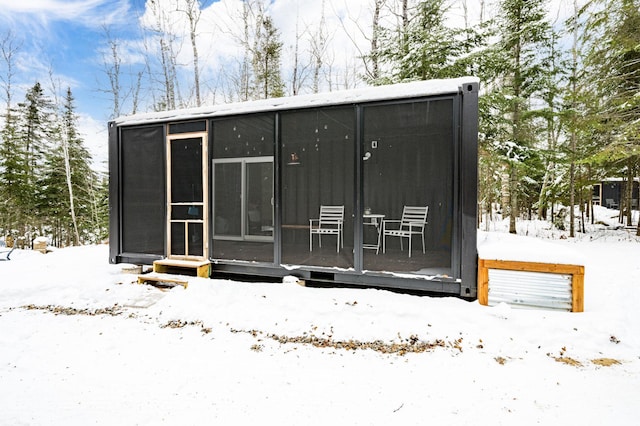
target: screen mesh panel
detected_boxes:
[121,126,165,255]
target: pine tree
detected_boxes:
[62,88,96,244]
[0,105,23,235]
[492,0,551,234]
[13,82,55,237]
[36,138,67,245]
[580,0,640,233]
[374,0,485,84]
[536,29,565,221]
[39,88,96,246]
[253,15,284,99]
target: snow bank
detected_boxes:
[1,221,639,425]
[478,230,585,266]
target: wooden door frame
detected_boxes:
[166,131,209,261]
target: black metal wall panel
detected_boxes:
[460,82,479,298]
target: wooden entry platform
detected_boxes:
[138,258,211,288]
[152,258,211,278]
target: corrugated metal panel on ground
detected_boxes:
[487,269,573,311]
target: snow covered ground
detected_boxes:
[1,207,638,425]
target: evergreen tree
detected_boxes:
[374,0,486,84]
[13,82,55,237]
[252,15,284,99]
[536,29,565,221]
[0,105,23,235]
[0,31,21,237]
[580,0,640,232]
[39,88,96,246]
[491,0,551,234]
[36,138,67,244]
[62,88,96,244]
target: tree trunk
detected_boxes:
[62,129,80,246]
[370,0,383,82]
[509,163,517,234]
[185,0,202,107]
[626,160,633,226]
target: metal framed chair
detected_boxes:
[309,205,344,252]
[382,206,429,257]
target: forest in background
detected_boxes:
[0,0,639,248]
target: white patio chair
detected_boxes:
[309,205,344,252]
[382,206,429,257]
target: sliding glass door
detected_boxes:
[212,157,274,253]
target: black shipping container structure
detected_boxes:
[109,77,479,298]
[592,179,639,210]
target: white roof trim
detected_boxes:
[114,77,479,126]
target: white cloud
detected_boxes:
[0,0,131,29]
[78,112,108,172]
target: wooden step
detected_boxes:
[138,272,190,289]
[152,259,211,278]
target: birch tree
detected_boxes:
[0,32,21,236]
[309,0,329,93]
[180,0,203,107]
[146,0,181,110]
[289,7,311,95]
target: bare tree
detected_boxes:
[48,73,80,245]
[146,0,182,110]
[239,0,254,100]
[333,0,386,84]
[370,0,384,81]
[179,0,203,107]
[0,31,20,116]
[217,0,263,101]
[100,26,123,119]
[0,31,21,236]
[309,0,330,93]
[131,70,143,114]
[289,6,311,95]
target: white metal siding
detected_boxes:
[487,269,573,311]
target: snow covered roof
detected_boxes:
[114,76,479,126]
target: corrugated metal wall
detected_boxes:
[487,269,573,311]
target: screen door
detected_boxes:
[167,132,208,260]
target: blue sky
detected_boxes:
[0,0,152,167]
[0,0,374,168]
[0,0,144,119]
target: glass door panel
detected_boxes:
[246,161,273,239]
[212,158,273,242]
[212,157,274,263]
[213,162,242,238]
